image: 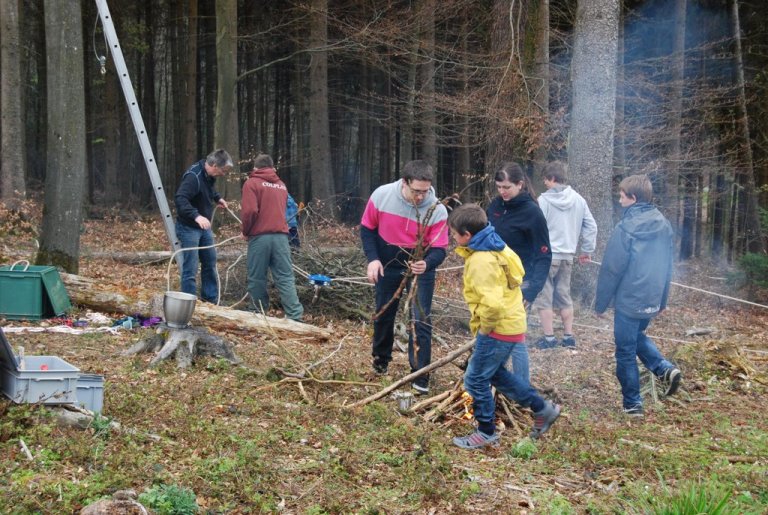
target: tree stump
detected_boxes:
[122,325,242,368]
[80,490,148,515]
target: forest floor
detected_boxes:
[0,200,767,514]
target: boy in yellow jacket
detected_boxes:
[449,204,561,449]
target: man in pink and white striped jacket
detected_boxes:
[360,160,449,395]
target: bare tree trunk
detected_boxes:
[137,1,157,207]
[181,0,199,185]
[694,173,704,257]
[37,0,87,273]
[308,0,337,218]
[667,0,686,253]
[359,64,373,206]
[613,10,625,223]
[568,0,620,256]
[711,171,726,258]
[532,0,550,180]
[680,175,697,259]
[729,181,741,262]
[730,0,765,254]
[20,1,46,185]
[0,0,27,205]
[485,0,514,171]
[215,0,240,202]
[458,17,472,195]
[400,40,419,171]
[375,63,391,187]
[103,60,121,206]
[201,2,216,153]
[419,0,437,169]
[294,49,308,203]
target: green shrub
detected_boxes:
[736,253,768,289]
[138,484,199,515]
[507,437,537,460]
[90,414,113,439]
[638,481,737,515]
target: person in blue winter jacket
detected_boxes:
[174,149,232,303]
[486,161,552,386]
[595,174,682,417]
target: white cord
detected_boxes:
[588,260,768,310]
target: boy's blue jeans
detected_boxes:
[175,222,218,303]
[372,266,435,382]
[614,311,674,409]
[510,343,529,386]
[465,333,540,427]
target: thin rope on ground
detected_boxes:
[166,205,767,316]
[588,260,768,310]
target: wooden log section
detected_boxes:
[60,273,332,340]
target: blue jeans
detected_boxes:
[614,311,674,409]
[508,281,532,386]
[465,334,542,426]
[372,266,435,382]
[511,343,530,386]
[175,222,218,303]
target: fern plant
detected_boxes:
[138,484,199,515]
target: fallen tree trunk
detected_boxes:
[60,273,332,340]
[82,248,245,265]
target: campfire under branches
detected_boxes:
[405,377,540,439]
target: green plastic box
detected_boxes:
[0,262,72,320]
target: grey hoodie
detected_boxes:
[538,185,597,260]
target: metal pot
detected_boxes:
[163,291,197,328]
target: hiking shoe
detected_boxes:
[453,429,500,449]
[560,335,576,347]
[412,380,429,395]
[530,401,561,439]
[661,367,681,397]
[623,405,644,417]
[372,359,388,375]
[533,336,558,350]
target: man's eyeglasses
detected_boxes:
[408,186,430,197]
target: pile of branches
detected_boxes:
[408,378,536,438]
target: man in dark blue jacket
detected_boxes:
[595,174,681,417]
[174,149,232,303]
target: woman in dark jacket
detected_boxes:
[487,161,552,385]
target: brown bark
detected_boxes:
[568,0,620,256]
[532,0,550,180]
[103,61,121,206]
[667,0,686,250]
[308,0,337,219]
[37,0,87,273]
[419,0,437,168]
[60,273,332,340]
[181,0,199,179]
[215,0,241,203]
[0,0,27,204]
